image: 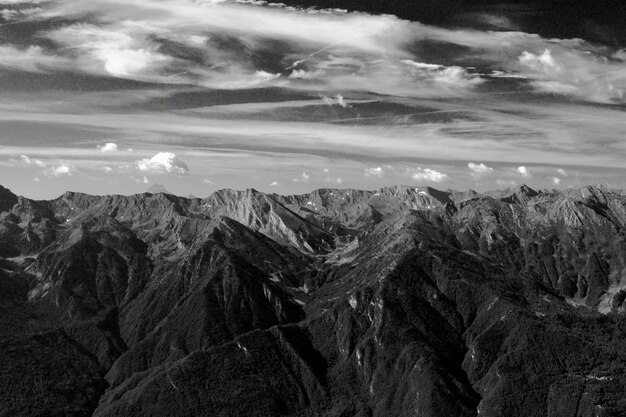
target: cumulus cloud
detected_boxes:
[516,48,626,103]
[364,167,383,177]
[468,162,494,177]
[47,162,75,177]
[552,177,561,185]
[410,167,448,183]
[98,142,119,152]
[136,152,189,174]
[519,49,560,72]
[516,166,530,178]
[269,181,279,186]
[557,168,568,177]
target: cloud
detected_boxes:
[103,166,113,173]
[17,0,494,97]
[46,23,173,79]
[468,162,494,177]
[321,94,348,108]
[98,142,119,152]
[410,167,448,183]
[516,48,626,103]
[19,154,46,167]
[4,0,622,105]
[516,166,530,178]
[0,45,68,73]
[0,6,40,20]
[292,172,311,183]
[402,60,483,90]
[519,49,560,72]
[325,176,343,184]
[364,167,383,177]
[497,179,517,188]
[136,152,189,174]
[47,163,75,177]
[557,168,568,177]
[552,177,561,185]
[269,181,279,186]
[0,0,45,4]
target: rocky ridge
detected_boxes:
[1,183,626,416]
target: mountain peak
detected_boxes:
[500,184,539,205]
[0,184,18,212]
[146,184,171,194]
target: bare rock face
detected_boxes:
[2,184,626,417]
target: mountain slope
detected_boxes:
[1,184,626,417]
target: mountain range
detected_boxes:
[1,183,626,416]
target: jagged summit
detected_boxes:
[498,184,539,205]
[145,183,171,194]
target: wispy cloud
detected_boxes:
[2,0,621,104]
[0,45,68,73]
[19,154,45,167]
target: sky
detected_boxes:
[0,0,624,199]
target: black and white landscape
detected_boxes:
[1,0,626,416]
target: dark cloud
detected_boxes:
[278,0,626,46]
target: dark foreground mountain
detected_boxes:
[1,183,626,416]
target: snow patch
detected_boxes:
[349,294,358,309]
